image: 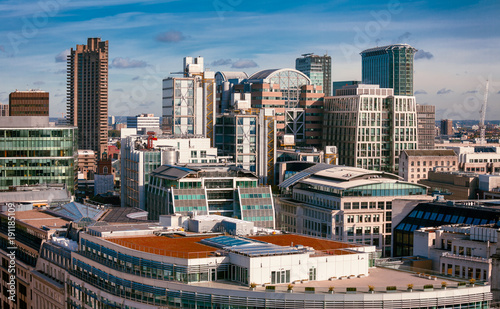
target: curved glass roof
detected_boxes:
[249,68,311,108]
[215,71,249,85]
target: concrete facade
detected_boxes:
[419,171,478,200]
[416,104,436,149]
[277,164,432,257]
[323,84,418,173]
[399,149,458,183]
[67,38,109,156]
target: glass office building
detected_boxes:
[361,44,417,96]
[0,117,78,192]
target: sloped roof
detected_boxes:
[49,202,104,222]
[149,165,197,180]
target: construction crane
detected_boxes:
[479,80,489,144]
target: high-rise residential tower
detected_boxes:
[66,38,109,156]
[441,119,454,136]
[296,53,332,96]
[9,90,49,116]
[361,44,417,96]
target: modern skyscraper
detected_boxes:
[66,38,109,156]
[361,44,417,96]
[323,84,418,173]
[9,90,49,116]
[296,53,332,96]
[416,104,436,149]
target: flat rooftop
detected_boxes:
[249,234,362,251]
[1,209,70,229]
[107,235,217,258]
[191,267,465,293]
[105,233,367,259]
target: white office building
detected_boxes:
[120,130,220,209]
[126,113,160,131]
[277,163,432,257]
[323,84,418,173]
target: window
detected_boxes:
[309,267,316,280]
[200,150,206,158]
[191,151,197,158]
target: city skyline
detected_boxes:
[0,0,499,119]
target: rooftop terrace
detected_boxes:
[105,233,367,259]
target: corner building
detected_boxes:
[277,163,431,257]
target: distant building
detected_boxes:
[113,122,126,131]
[399,149,458,183]
[332,80,360,95]
[361,44,417,96]
[419,171,479,200]
[9,90,49,116]
[0,116,77,192]
[0,104,8,116]
[126,113,160,131]
[67,38,109,156]
[77,150,96,180]
[94,151,114,196]
[277,163,431,257]
[295,53,332,96]
[416,104,436,149]
[451,146,500,174]
[147,164,276,228]
[479,174,500,199]
[441,119,454,136]
[323,84,418,173]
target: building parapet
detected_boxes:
[441,252,492,264]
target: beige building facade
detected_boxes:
[399,149,458,183]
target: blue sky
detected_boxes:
[0,0,499,120]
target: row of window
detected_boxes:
[241,204,273,210]
[347,226,381,235]
[346,214,381,223]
